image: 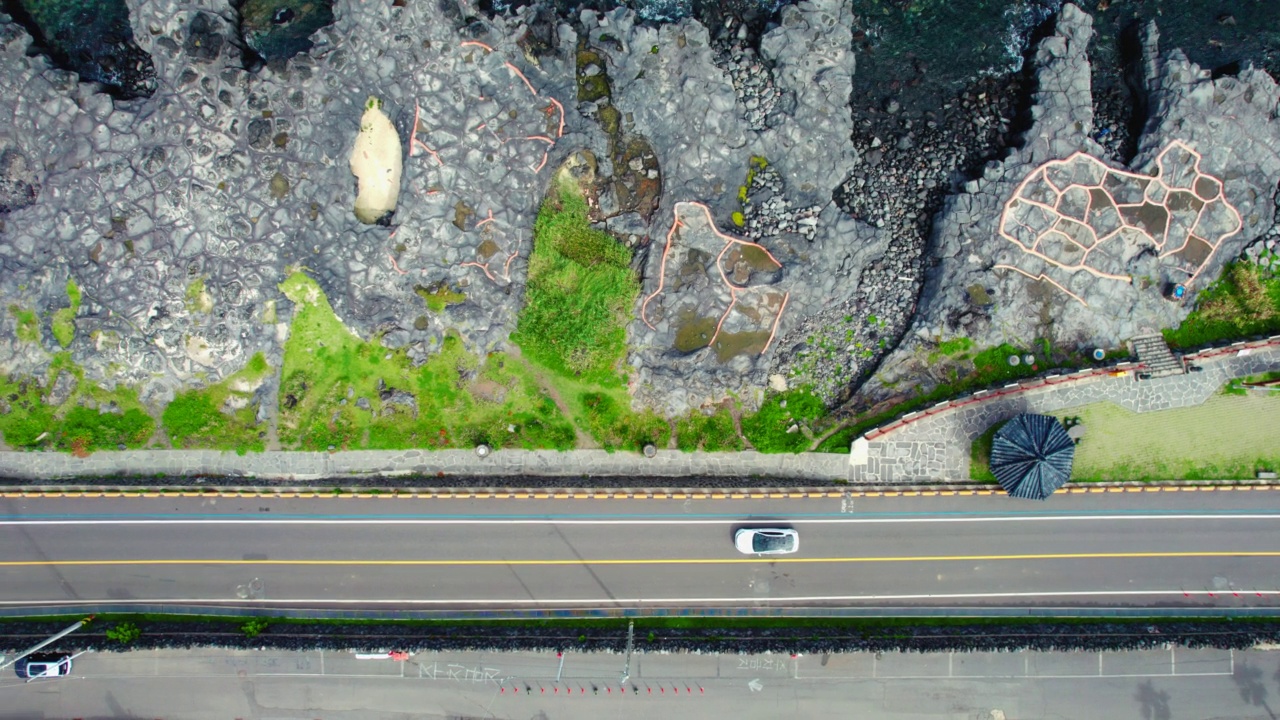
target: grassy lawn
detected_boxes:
[741,387,826,453]
[1052,389,1280,481]
[51,278,81,348]
[1164,260,1280,349]
[676,408,744,452]
[507,169,678,451]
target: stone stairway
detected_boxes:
[1131,334,1185,377]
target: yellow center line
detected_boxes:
[1,551,1278,567]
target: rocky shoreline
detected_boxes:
[0,0,1276,447]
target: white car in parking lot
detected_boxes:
[734,528,799,555]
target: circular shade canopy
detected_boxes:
[990,414,1075,500]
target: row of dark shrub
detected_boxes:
[4,618,1279,655]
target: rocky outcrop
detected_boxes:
[587,0,890,414]
[11,0,155,98]
[866,2,1280,400]
[0,0,892,418]
[0,0,578,406]
[0,0,1273,424]
[0,147,39,213]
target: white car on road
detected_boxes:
[14,653,73,680]
[734,528,799,555]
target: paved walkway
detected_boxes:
[0,447,851,484]
[849,337,1280,482]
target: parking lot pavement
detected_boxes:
[0,646,1272,719]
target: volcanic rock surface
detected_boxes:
[0,0,1275,422]
[865,3,1280,401]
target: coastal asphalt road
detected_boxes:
[2,490,1280,609]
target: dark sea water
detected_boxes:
[845,0,1279,131]
[508,0,1278,141]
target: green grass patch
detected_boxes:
[0,353,155,452]
[395,338,577,451]
[9,304,38,343]
[970,343,1047,384]
[928,336,973,363]
[59,405,153,453]
[741,387,825,453]
[511,174,638,387]
[0,376,56,447]
[185,276,213,313]
[278,271,394,450]
[1242,370,1280,386]
[278,271,573,451]
[968,420,1007,482]
[51,278,82,348]
[416,283,466,313]
[675,408,744,452]
[163,353,272,453]
[576,390,669,452]
[1164,261,1280,349]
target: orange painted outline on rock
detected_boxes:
[997,140,1242,305]
[409,103,443,166]
[642,202,788,355]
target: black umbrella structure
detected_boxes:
[989,414,1075,500]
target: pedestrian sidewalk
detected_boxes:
[0,446,852,484]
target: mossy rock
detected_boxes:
[416,283,466,313]
[575,46,611,103]
[967,284,994,308]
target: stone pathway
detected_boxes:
[849,337,1280,482]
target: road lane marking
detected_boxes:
[2,551,1280,567]
[5,485,1279,499]
[0,589,1277,606]
[4,513,1280,525]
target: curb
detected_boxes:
[1,604,1279,620]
